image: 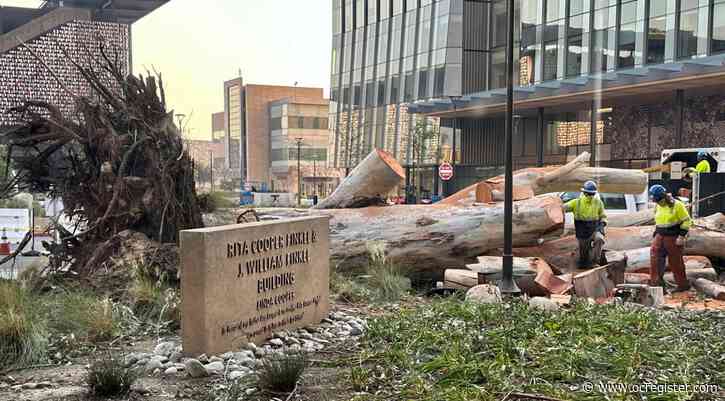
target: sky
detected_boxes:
[2,0,333,140]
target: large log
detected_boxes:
[516,214,725,270]
[314,149,404,209]
[573,262,626,299]
[625,268,718,285]
[605,247,712,273]
[321,195,564,275]
[442,152,648,206]
[693,278,725,300]
[564,209,654,235]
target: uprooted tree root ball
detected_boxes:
[1,42,203,276]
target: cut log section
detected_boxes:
[573,261,626,299]
[442,152,648,206]
[313,149,404,209]
[321,195,564,274]
[624,268,719,285]
[693,278,725,300]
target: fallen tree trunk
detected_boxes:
[564,209,654,235]
[605,247,712,273]
[442,152,648,206]
[313,149,404,209]
[516,215,725,270]
[573,261,626,299]
[322,195,564,275]
[693,278,725,300]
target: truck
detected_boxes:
[656,147,725,218]
[560,191,648,232]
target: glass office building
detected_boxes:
[404,0,725,194]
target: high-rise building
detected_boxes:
[222,80,323,187]
[0,1,169,126]
[407,0,725,196]
[211,112,225,143]
[329,0,468,173]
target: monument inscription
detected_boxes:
[180,216,330,355]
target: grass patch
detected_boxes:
[86,353,138,397]
[0,280,47,367]
[334,242,411,304]
[257,351,307,393]
[356,298,725,401]
[49,292,119,342]
[128,261,181,331]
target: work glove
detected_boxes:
[675,236,686,247]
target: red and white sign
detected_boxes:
[438,162,454,181]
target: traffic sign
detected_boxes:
[439,162,454,181]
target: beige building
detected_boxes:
[269,98,344,197]
[223,79,322,189]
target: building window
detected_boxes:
[714,3,725,54]
[646,0,670,64]
[418,69,429,99]
[677,0,705,59]
[543,41,558,81]
[592,3,616,72]
[490,48,505,89]
[617,0,639,68]
[433,66,445,97]
[270,117,282,131]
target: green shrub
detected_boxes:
[50,292,119,342]
[257,351,307,393]
[86,353,138,397]
[0,280,47,367]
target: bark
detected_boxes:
[442,152,648,206]
[313,149,404,209]
[693,278,725,300]
[320,195,564,275]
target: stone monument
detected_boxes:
[180,216,330,355]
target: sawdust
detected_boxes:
[664,290,725,310]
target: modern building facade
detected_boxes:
[269,98,344,197]
[0,0,169,126]
[222,81,324,187]
[329,0,472,174]
[396,0,725,195]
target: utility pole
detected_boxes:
[295,137,303,206]
[499,0,520,295]
[209,150,214,192]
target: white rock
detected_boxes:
[146,358,164,372]
[204,361,225,376]
[228,370,248,380]
[528,296,560,312]
[221,352,234,360]
[245,342,257,351]
[153,341,178,357]
[209,356,224,363]
[184,359,208,378]
[465,284,502,304]
[269,338,284,347]
[163,367,178,376]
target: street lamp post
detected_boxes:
[501,0,520,295]
[295,137,303,206]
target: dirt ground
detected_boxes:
[0,304,369,401]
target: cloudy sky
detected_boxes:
[2,0,332,139]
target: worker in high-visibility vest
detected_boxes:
[648,185,692,292]
[563,181,607,268]
[695,151,711,174]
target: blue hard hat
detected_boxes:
[581,180,598,194]
[649,185,667,202]
[697,150,708,160]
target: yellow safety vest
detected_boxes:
[695,159,711,174]
[654,199,691,235]
[564,195,607,222]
